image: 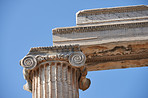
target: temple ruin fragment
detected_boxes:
[20,5,148,98]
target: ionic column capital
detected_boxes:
[20,44,91,93]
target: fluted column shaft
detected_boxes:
[31,61,80,98]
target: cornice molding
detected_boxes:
[77,16,148,25]
[77,5,148,16]
[52,21,148,35]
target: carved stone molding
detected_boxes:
[53,21,148,34]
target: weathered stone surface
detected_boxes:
[76,5,148,26]
[53,21,148,46]
[80,40,148,71]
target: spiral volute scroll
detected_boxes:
[69,52,86,67]
[20,55,37,70]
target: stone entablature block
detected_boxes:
[76,5,148,26]
[53,21,148,46]
[53,5,148,46]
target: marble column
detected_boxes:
[31,61,80,98]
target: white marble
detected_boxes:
[53,26,148,46]
[77,10,148,25]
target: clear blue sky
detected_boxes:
[0,0,148,98]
